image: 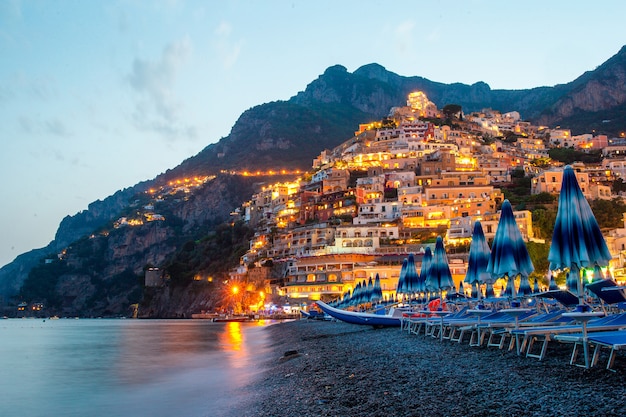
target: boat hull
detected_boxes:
[316,301,401,327]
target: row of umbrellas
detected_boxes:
[464,165,611,305]
[330,275,384,309]
[332,165,611,308]
[396,237,456,302]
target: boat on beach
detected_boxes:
[316,301,405,327]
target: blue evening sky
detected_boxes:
[1,0,625,267]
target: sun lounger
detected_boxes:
[511,312,626,361]
[587,330,626,370]
[532,290,580,307]
[441,310,511,346]
[484,309,569,351]
[586,279,626,307]
[554,329,626,370]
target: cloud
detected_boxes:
[212,21,242,70]
[18,115,72,137]
[45,119,71,136]
[127,38,196,138]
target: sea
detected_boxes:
[0,318,277,417]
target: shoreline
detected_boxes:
[235,319,626,417]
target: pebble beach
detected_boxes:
[233,319,626,417]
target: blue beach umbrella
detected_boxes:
[405,254,420,299]
[548,270,559,291]
[548,165,612,303]
[361,280,369,304]
[486,199,534,299]
[533,278,540,294]
[372,274,383,303]
[419,247,433,299]
[464,221,491,300]
[425,236,455,298]
[396,258,408,298]
[518,275,533,296]
[366,277,374,303]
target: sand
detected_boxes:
[234,319,626,417]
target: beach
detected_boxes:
[236,319,626,417]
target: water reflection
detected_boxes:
[222,321,243,351]
[0,319,274,417]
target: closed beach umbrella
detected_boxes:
[419,247,433,298]
[548,270,559,291]
[533,278,540,294]
[372,274,383,303]
[548,165,611,303]
[425,236,454,297]
[396,258,408,297]
[486,199,534,299]
[464,221,491,300]
[518,275,533,296]
[366,277,374,303]
[405,253,420,299]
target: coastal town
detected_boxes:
[218,91,626,312]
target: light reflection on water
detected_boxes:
[0,319,275,417]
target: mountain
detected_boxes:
[2,46,625,316]
[167,46,626,180]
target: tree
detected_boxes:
[532,208,557,240]
[590,198,626,229]
[612,179,626,194]
[527,241,550,284]
[442,104,462,120]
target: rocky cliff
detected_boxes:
[12,174,257,317]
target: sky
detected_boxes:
[1,0,625,268]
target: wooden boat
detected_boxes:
[316,301,403,327]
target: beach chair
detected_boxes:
[485,309,567,351]
[532,290,580,308]
[513,312,626,361]
[554,329,626,369]
[588,330,626,371]
[472,310,537,349]
[586,279,626,309]
[443,310,508,346]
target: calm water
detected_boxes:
[0,318,276,417]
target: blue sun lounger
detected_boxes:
[510,312,626,361]
[586,279,626,305]
[554,329,626,370]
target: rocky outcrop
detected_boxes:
[537,46,626,125]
